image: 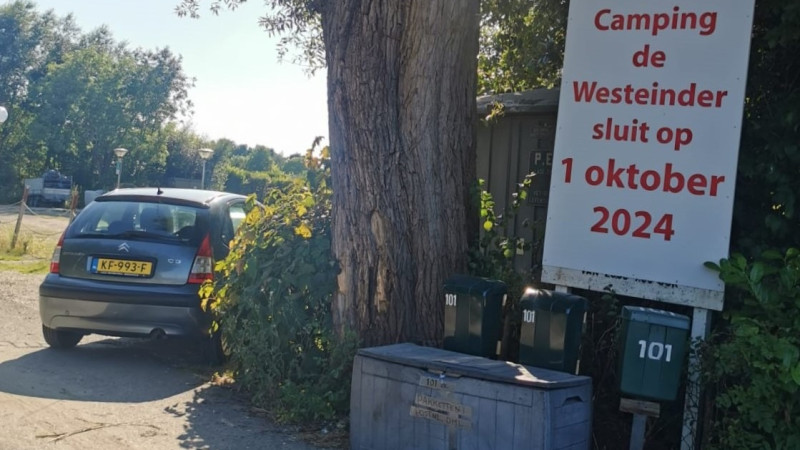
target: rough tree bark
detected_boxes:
[322,1,480,347]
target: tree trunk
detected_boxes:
[322,1,480,347]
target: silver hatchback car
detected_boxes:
[39,188,247,364]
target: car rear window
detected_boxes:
[67,200,207,244]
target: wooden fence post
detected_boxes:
[69,188,79,221]
[11,186,28,250]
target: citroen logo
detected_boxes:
[118,242,130,252]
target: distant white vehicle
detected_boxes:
[24,170,73,207]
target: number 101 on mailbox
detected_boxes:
[619,306,690,402]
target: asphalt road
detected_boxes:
[0,270,329,450]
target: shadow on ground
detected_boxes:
[166,383,336,449]
[0,336,340,448]
[0,337,208,402]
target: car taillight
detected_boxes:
[49,231,65,274]
[188,233,214,284]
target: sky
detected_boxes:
[27,0,329,156]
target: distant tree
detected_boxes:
[244,145,278,171]
[163,123,208,181]
[478,0,568,94]
[0,1,79,188]
[24,37,193,189]
[0,2,194,195]
[281,154,306,175]
[179,0,480,346]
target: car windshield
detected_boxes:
[67,200,206,244]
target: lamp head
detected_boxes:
[113,147,128,158]
[198,148,214,160]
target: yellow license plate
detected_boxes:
[94,258,153,277]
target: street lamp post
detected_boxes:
[113,147,128,189]
[198,148,214,189]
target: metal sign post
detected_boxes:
[681,307,711,450]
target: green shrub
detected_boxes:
[468,174,535,361]
[703,249,800,449]
[220,165,294,198]
[201,149,357,423]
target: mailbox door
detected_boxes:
[443,275,506,358]
[518,289,586,373]
[619,307,690,401]
[443,291,465,353]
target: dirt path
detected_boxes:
[0,270,332,450]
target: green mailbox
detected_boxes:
[518,289,587,373]
[443,275,507,358]
[619,306,690,401]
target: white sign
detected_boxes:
[542,0,755,310]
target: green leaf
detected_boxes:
[793,364,800,386]
[295,223,312,238]
[732,253,747,270]
[761,249,784,261]
[301,195,315,208]
[750,262,766,284]
[483,220,493,232]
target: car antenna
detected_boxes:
[157,187,164,195]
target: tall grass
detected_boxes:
[0,217,63,274]
[0,228,57,258]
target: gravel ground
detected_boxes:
[0,269,339,450]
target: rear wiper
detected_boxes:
[75,232,114,238]
[109,230,179,240]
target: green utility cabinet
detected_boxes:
[619,306,690,401]
[518,289,587,374]
[443,275,507,358]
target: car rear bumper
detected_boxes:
[39,274,211,338]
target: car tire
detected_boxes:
[204,330,228,366]
[42,325,83,349]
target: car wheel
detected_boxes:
[42,325,83,349]
[204,330,229,366]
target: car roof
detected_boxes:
[97,188,247,208]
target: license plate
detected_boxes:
[91,258,154,277]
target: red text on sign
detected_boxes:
[591,207,675,241]
[633,45,666,68]
[592,117,650,143]
[561,158,725,196]
[592,118,692,150]
[593,7,718,37]
[656,126,693,151]
[573,81,728,108]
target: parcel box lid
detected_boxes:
[358,343,590,390]
[519,288,587,313]
[622,306,690,330]
[443,274,507,298]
